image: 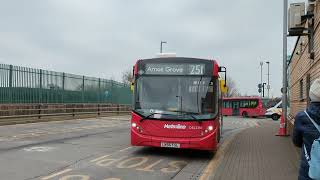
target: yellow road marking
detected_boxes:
[96,156,128,167]
[199,133,238,180]
[160,161,187,173]
[116,157,149,169]
[41,168,73,180]
[136,159,163,172]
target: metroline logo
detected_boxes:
[164,124,186,129]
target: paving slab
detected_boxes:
[208,121,300,180]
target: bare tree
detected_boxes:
[121,69,133,85]
[225,76,241,97]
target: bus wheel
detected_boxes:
[271,114,280,121]
[217,128,221,143]
[242,112,248,118]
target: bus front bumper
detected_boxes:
[131,129,218,151]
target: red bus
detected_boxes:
[222,97,266,118]
[130,57,226,150]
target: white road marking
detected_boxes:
[41,169,73,180]
[2,121,129,141]
[90,155,111,163]
[119,147,132,152]
[24,146,56,152]
[59,175,90,180]
[105,117,130,121]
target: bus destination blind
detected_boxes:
[143,63,205,75]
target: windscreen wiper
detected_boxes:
[170,110,202,124]
[183,112,202,124]
[140,113,172,122]
[140,113,157,122]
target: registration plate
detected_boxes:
[160,142,180,148]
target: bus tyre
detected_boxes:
[217,128,221,143]
[271,114,280,121]
[242,112,248,118]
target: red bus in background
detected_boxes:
[131,57,226,151]
[222,97,266,118]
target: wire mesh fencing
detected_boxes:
[0,64,132,104]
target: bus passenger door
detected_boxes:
[232,101,240,116]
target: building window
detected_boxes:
[300,78,304,101]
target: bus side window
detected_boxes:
[231,101,238,108]
[248,100,258,108]
[223,101,228,108]
[226,101,231,108]
[240,100,249,108]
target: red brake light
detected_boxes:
[213,60,219,77]
[134,60,139,75]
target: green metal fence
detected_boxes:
[0,64,132,104]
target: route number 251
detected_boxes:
[190,65,204,75]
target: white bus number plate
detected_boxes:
[160,142,180,148]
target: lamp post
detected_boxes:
[266,61,270,98]
[282,0,288,132]
[260,61,264,97]
[160,41,167,53]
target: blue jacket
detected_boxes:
[293,102,320,180]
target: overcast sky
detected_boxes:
[0,0,304,97]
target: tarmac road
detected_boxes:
[0,115,266,180]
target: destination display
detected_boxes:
[143,63,205,75]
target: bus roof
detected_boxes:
[137,57,214,63]
[223,96,262,100]
[134,57,220,77]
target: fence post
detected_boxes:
[98,78,101,103]
[72,104,75,118]
[39,69,42,103]
[110,80,114,103]
[82,76,85,103]
[98,78,101,116]
[62,72,65,103]
[38,104,41,119]
[117,104,120,115]
[98,104,100,116]
[9,65,13,103]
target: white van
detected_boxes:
[265,101,282,120]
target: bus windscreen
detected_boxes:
[134,76,218,120]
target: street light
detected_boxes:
[266,61,270,98]
[160,41,167,53]
[282,0,288,133]
[260,61,264,97]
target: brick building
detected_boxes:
[288,1,320,124]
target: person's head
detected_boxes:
[310,79,320,102]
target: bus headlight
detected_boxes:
[132,123,143,133]
[203,126,213,134]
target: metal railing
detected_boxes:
[0,104,131,119]
[0,64,132,104]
